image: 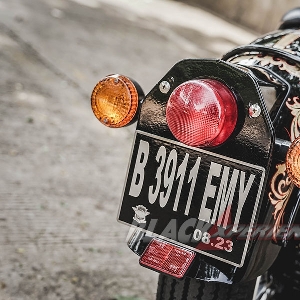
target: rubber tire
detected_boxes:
[156,274,257,300]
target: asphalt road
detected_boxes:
[0,0,256,299]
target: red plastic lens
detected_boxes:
[139,239,195,279]
[166,79,238,147]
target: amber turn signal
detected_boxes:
[286,136,300,188]
[91,74,139,128]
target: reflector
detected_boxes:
[166,79,238,147]
[91,74,138,128]
[139,239,195,278]
[286,136,300,188]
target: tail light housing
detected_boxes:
[166,79,238,147]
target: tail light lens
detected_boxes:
[139,239,195,279]
[166,79,238,147]
[91,74,139,128]
[286,136,300,188]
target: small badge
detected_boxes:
[132,205,150,224]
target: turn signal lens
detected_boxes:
[91,74,139,128]
[140,239,195,279]
[286,136,300,188]
[166,79,238,147]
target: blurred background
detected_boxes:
[0,0,294,299]
[179,0,300,33]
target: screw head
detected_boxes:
[159,81,171,94]
[249,103,261,118]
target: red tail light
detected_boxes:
[166,79,238,147]
[139,239,195,278]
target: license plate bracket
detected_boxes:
[118,131,266,267]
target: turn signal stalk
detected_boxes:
[91,74,144,128]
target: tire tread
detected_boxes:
[156,274,256,300]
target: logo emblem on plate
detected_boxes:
[132,205,150,223]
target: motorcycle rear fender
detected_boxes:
[122,59,297,283]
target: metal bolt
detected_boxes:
[159,81,171,94]
[249,103,261,118]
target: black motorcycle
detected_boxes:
[91,8,300,300]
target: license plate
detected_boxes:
[118,131,265,267]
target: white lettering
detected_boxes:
[193,229,202,241]
[160,149,177,207]
[232,172,255,232]
[148,146,166,204]
[185,157,201,215]
[129,140,149,197]
[198,162,222,222]
[214,168,239,229]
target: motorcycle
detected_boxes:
[91,7,300,300]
